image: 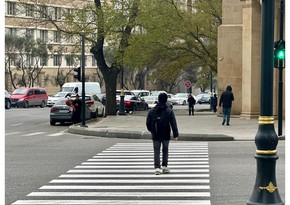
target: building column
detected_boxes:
[240,0,262,119]
[217,0,243,115]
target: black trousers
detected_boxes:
[189,106,194,115]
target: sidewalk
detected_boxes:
[68,110,285,141]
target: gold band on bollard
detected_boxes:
[256,150,277,155]
[258,116,275,124]
[259,182,277,193]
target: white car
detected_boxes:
[172,93,193,105]
[47,92,74,107]
[71,94,105,118]
[143,96,158,109]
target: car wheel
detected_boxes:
[50,120,56,126]
[144,104,148,111]
[182,100,186,105]
[40,100,46,108]
[24,101,29,108]
[5,100,11,109]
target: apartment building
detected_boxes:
[5,0,101,94]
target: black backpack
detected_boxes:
[153,108,169,137]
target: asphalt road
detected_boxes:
[5,107,285,205]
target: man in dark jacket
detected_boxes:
[146,93,179,175]
[187,94,196,116]
[219,85,234,125]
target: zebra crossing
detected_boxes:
[12,142,211,205]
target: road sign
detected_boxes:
[183,80,192,88]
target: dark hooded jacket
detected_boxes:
[219,85,234,108]
[146,102,179,141]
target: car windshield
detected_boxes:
[62,87,74,92]
[12,88,28,95]
[54,92,67,97]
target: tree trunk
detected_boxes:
[103,68,119,116]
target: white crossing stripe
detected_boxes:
[82,161,209,165]
[28,192,210,197]
[21,132,46,136]
[40,185,210,190]
[47,132,64,137]
[12,142,211,205]
[59,174,210,178]
[12,200,211,205]
[49,179,210,183]
[74,165,209,168]
[66,169,209,173]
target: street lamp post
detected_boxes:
[247,0,283,204]
[80,32,87,127]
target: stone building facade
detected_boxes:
[218,0,285,118]
[5,0,104,95]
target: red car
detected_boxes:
[10,87,48,108]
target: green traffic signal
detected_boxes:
[277,49,285,60]
[277,40,285,60]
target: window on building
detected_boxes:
[26,54,34,66]
[92,56,96,66]
[39,30,48,42]
[26,29,35,39]
[26,4,34,17]
[6,2,16,15]
[53,31,61,43]
[53,55,62,66]
[65,55,75,67]
[53,7,61,20]
[40,55,48,66]
[39,5,48,18]
[6,28,17,36]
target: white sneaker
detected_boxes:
[155,168,161,175]
[162,166,170,174]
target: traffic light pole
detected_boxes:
[81,33,87,127]
[277,0,284,136]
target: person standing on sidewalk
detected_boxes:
[146,93,179,175]
[187,94,196,116]
[211,93,218,113]
[72,94,82,124]
[219,85,234,125]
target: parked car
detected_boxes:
[96,93,106,105]
[171,93,191,105]
[71,94,105,118]
[143,96,158,109]
[131,90,150,98]
[10,87,48,108]
[47,92,74,107]
[116,96,148,112]
[167,93,176,105]
[116,90,135,97]
[5,90,11,109]
[49,98,91,125]
[197,93,211,104]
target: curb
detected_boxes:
[68,126,234,141]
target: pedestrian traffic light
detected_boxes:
[277,40,285,60]
[274,40,285,68]
[74,67,81,82]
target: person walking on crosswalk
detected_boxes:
[146,93,179,175]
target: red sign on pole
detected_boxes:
[183,80,192,88]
